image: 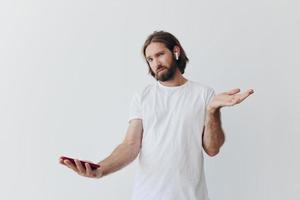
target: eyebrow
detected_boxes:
[146,50,165,60]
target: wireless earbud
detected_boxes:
[175,53,179,60]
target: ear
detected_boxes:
[173,45,180,56]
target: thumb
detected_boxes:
[224,88,240,95]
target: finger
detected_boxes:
[223,88,240,95]
[85,163,94,177]
[222,89,254,107]
[59,158,64,164]
[237,89,254,102]
[74,159,86,174]
[248,89,254,94]
[64,160,78,171]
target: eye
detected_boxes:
[147,58,153,62]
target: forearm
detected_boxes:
[203,108,225,155]
[97,142,140,177]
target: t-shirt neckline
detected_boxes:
[157,80,189,90]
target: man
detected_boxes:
[59,31,254,200]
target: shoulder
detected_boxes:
[131,83,156,101]
[188,80,214,94]
[141,83,156,95]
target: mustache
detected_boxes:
[156,66,166,72]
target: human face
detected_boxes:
[145,42,178,82]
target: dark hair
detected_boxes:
[142,31,189,76]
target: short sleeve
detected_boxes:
[204,87,216,122]
[205,87,216,107]
[128,92,143,123]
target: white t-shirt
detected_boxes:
[128,80,215,200]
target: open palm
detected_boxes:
[208,88,254,111]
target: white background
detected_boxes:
[1,0,299,199]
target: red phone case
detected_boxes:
[60,156,100,170]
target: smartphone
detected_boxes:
[60,156,100,170]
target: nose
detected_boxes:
[152,58,161,70]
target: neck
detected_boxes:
[158,70,188,87]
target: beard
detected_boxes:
[153,59,178,82]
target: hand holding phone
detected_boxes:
[59,156,103,178]
[60,156,100,170]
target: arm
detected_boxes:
[60,119,143,178]
[98,119,143,177]
[202,108,225,157]
[202,88,254,157]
